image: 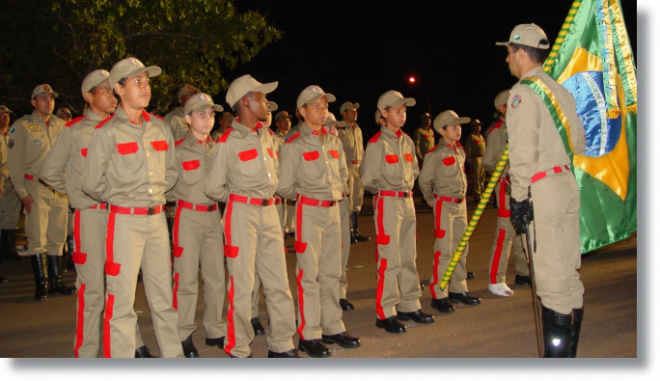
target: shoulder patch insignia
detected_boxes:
[9,127,15,134]
[511,94,522,109]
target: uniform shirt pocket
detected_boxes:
[404,153,413,162]
[328,150,340,159]
[302,150,320,161]
[181,159,202,184]
[238,148,258,161]
[116,142,140,168]
[384,154,399,164]
[442,156,456,166]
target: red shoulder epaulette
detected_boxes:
[427,143,439,153]
[285,132,301,144]
[66,115,86,128]
[148,112,165,121]
[456,141,463,148]
[95,114,114,129]
[218,128,234,143]
[174,138,185,147]
[491,119,505,131]
[368,131,382,144]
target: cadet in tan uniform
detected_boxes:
[360,90,434,334]
[39,69,154,358]
[82,57,183,358]
[419,110,481,314]
[497,24,586,357]
[465,119,486,202]
[205,74,297,358]
[278,86,360,358]
[0,105,22,264]
[165,84,198,141]
[412,113,435,166]
[483,90,529,297]
[7,84,75,300]
[337,101,370,244]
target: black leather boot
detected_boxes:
[1,229,21,262]
[63,234,75,271]
[47,255,77,295]
[31,254,48,300]
[542,306,573,358]
[569,307,584,358]
[350,212,370,242]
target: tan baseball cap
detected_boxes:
[275,110,292,122]
[176,84,197,99]
[421,112,432,121]
[183,93,224,115]
[31,84,59,99]
[496,23,550,49]
[226,74,278,110]
[297,85,336,108]
[340,101,360,114]
[377,90,416,111]
[81,69,111,96]
[268,101,278,112]
[55,107,72,118]
[109,57,162,87]
[494,90,511,109]
[433,110,471,132]
[0,105,13,114]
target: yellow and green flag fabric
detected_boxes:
[543,0,637,253]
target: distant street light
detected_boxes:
[408,76,416,84]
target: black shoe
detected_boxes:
[251,318,266,336]
[397,309,435,324]
[47,255,76,295]
[353,232,371,242]
[448,292,481,305]
[205,337,225,349]
[181,334,199,358]
[542,306,573,358]
[375,316,406,334]
[431,298,455,313]
[298,339,331,358]
[339,298,354,311]
[322,331,360,348]
[467,272,475,280]
[268,349,300,358]
[31,254,48,301]
[515,275,532,285]
[134,345,157,358]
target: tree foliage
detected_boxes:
[0,0,281,115]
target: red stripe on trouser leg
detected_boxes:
[434,199,446,238]
[296,196,303,244]
[429,251,442,299]
[103,294,115,358]
[224,276,236,355]
[104,212,121,276]
[172,207,182,309]
[489,229,507,284]
[224,201,234,247]
[375,258,387,319]
[497,181,511,218]
[172,205,182,252]
[173,273,180,310]
[296,269,307,340]
[74,283,86,358]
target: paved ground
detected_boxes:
[0,196,642,377]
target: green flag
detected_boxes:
[543,0,637,253]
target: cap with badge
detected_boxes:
[177,84,197,99]
[377,90,416,111]
[226,74,278,110]
[183,93,224,115]
[496,23,549,49]
[494,90,511,110]
[274,111,292,122]
[297,85,336,108]
[433,110,471,133]
[81,69,111,96]
[109,57,162,87]
[340,101,360,114]
[0,105,13,114]
[32,84,59,99]
[55,108,72,119]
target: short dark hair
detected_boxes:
[510,43,549,64]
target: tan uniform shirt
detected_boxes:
[507,67,586,201]
[205,119,279,202]
[419,140,467,203]
[7,111,65,199]
[0,133,8,188]
[482,117,509,176]
[359,126,419,193]
[82,105,177,206]
[337,122,364,165]
[169,132,216,204]
[465,133,486,159]
[412,127,435,162]
[164,107,189,141]
[39,110,105,209]
[277,124,349,201]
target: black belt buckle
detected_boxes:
[147,206,156,215]
[206,205,214,211]
[261,198,270,206]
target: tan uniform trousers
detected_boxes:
[346,164,364,213]
[429,196,469,299]
[530,171,584,314]
[103,208,183,358]
[470,156,485,198]
[172,203,226,341]
[1,179,22,229]
[294,196,345,340]
[339,197,351,299]
[24,178,68,256]
[72,206,146,357]
[488,179,528,285]
[223,197,296,358]
[373,192,422,319]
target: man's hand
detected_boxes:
[21,195,33,214]
[510,198,533,235]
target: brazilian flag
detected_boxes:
[543,0,637,253]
